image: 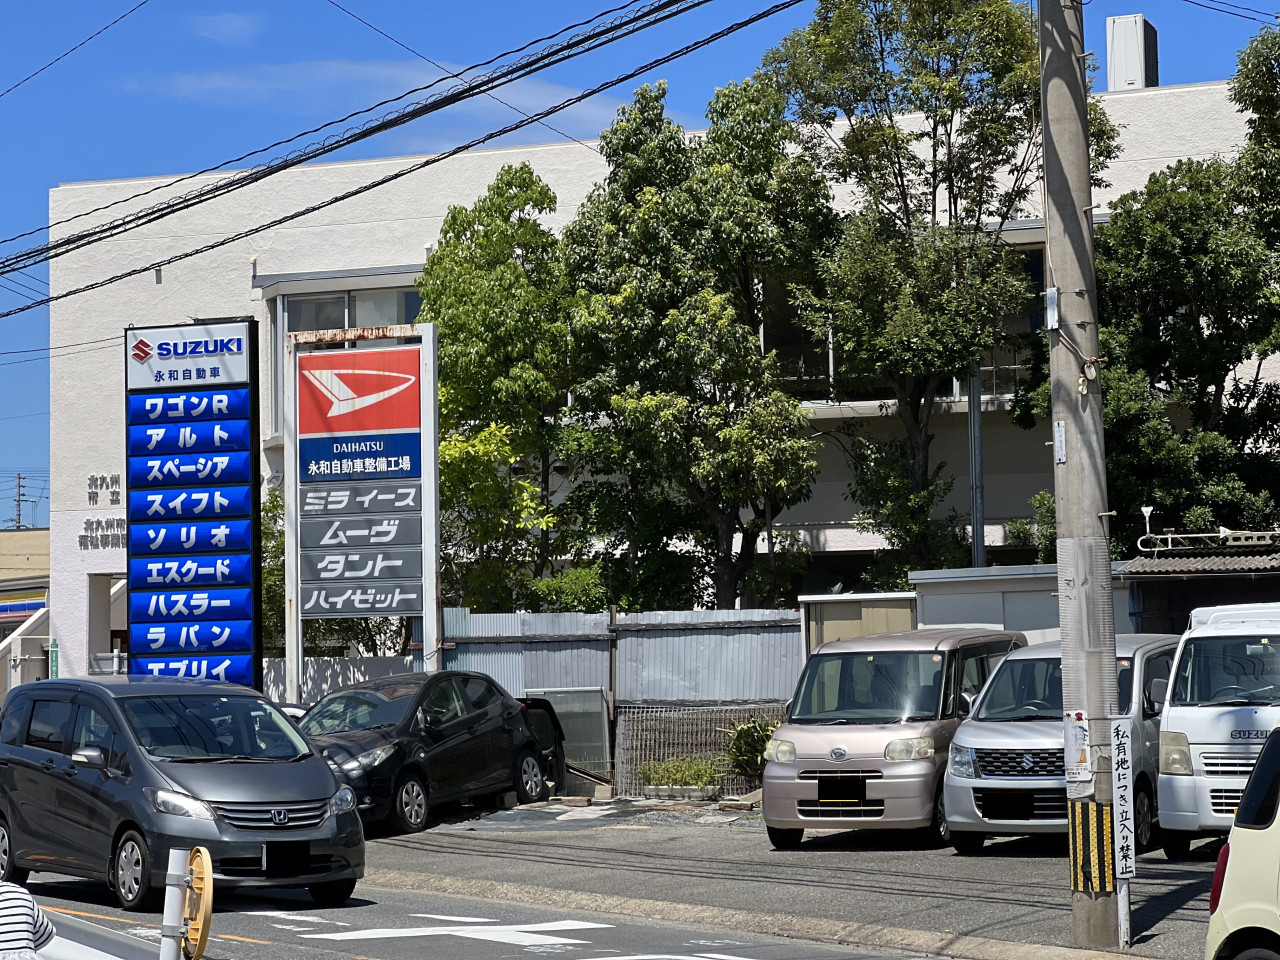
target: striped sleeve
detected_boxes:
[30,901,53,950]
[0,883,51,950]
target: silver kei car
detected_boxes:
[944,633,1177,855]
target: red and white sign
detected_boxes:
[298,347,421,438]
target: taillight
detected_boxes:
[1209,842,1230,915]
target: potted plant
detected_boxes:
[719,716,779,789]
[637,756,722,800]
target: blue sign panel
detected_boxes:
[130,588,254,624]
[127,388,251,424]
[128,519,252,556]
[128,451,253,489]
[129,620,254,655]
[128,486,253,522]
[128,654,254,686]
[126,321,259,689]
[299,431,422,483]
[127,419,251,456]
[128,555,254,589]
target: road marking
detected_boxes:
[410,914,496,922]
[221,934,274,944]
[573,955,754,960]
[44,906,146,927]
[303,919,613,945]
[249,910,351,926]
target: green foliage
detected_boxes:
[522,564,609,614]
[636,756,722,788]
[719,717,779,785]
[1030,490,1057,564]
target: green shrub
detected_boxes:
[719,716,779,785]
[636,756,722,788]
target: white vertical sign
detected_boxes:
[1111,718,1136,877]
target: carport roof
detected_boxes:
[1118,553,1280,577]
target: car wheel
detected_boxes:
[928,783,951,848]
[1232,950,1280,960]
[1162,829,1193,861]
[0,819,28,885]
[514,750,546,804]
[1134,781,1155,852]
[112,830,154,911]
[952,831,985,856]
[766,826,803,850]
[308,878,358,906]
[390,772,428,833]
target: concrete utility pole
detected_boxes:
[1040,0,1121,948]
[9,474,38,529]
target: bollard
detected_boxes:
[159,848,188,960]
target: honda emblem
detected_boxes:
[271,809,289,825]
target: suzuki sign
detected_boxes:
[126,322,251,390]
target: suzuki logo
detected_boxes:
[1021,754,1035,770]
[271,809,289,825]
[131,339,153,363]
[302,369,416,417]
[830,747,847,761]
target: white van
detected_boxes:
[1159,603,1280,861]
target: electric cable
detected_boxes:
[0,0,152,102]
[0,278,39,303]
[0,0,708,275]
[1177,0,1275,23]
[0,273,46,299]
[324,0,601,154]
[0,0,805,321]
[0,0,646,250]
[0,335,118,357]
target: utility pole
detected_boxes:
[10,474,38,529]
[968,366,986,568]
[1040,0,1121,949]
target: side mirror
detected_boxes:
[71,746,106,770]
[416,708,439,731]
[1148,678,1168,713]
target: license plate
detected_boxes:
[982,792,1032,820]
[818,777,866,802]
[264,841,309,875]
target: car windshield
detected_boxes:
[1171,635,1280,706]
[299,683,423,736]
[789,651,947,724]
[120,694,310,761]
[977,657,1134,721]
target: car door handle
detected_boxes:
[63,767,77,778]
[40,760,56,771]
[467,725,482,736]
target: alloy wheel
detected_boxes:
[400,779,426,827]
[0,823,10,875]
[521,755,544,799]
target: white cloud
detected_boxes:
[190,12,263,46]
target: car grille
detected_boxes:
[796,769,883,819]
[1210,788,1245,816]
[210,798,329,830]
[974,748,1063,778]
[1201,753,1259,778]
[973,788,1068,821]
[797,769,883,781]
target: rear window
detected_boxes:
[1236,729,1280,829]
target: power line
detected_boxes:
[0,335,116,357]
[0,278,39,303]
[0,0,704,277]
[324,0,601,155]
[0,342,118,367]
[0,0,153,102]
[0,0,644,251]
[0,412,49,423]
[13,269,46,290]
[0,0,805,322]
[1177,0,1276,24]
[0,273,46,298]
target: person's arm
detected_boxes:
[31,900,54,951]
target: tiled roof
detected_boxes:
[1119,553,1280,576]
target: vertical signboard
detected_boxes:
[295,346,425,619]
[124,321,261,687]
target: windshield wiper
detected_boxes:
[984,715,1058,722]
[1197,698,1280,707]
[288,751,314,761]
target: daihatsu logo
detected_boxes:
[271,809,290,825]
[830,747,847,760]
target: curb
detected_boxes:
[362,868,1139,960]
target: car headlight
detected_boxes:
[949,743,978,779]
[341,744,395,774]
[763,739,796,764]
[885,737,934,762]
[146,788,214,820]
[330,785,357,816]
[1160,731,1192,776]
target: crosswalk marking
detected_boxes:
[302,919,614,946]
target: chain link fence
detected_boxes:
[613,701,788,798]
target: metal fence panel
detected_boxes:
[524,640,611,692]
[441,643,525,696]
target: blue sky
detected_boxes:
[0,0,1268,527]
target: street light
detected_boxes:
[1141,506,1153,537]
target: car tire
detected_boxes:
[514,750,546,804]
[308,878,358,906]
[1134,781,1156,853]
[952,831,985,856]
[0,819,28,886]
[112,830,155,911]
[766,826,803,850]
[927,783,951,848]
[389,772,428,834]
[1162,829,1193,861]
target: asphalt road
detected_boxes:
[29,799,1217,960]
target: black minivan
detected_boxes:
[0,676,364,910]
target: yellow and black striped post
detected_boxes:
[1068,800,1115,895]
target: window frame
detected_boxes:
[25,698,76,755]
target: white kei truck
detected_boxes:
[1158,602,1280,860]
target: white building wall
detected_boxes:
[47,81,1247,673]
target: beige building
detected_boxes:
[45,73,1249,677]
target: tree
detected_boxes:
[563,80,828,608]
[416,163,569,610]
[764,0,1119,576]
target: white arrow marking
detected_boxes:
[410,914,497,922]
[302,919,612,945]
